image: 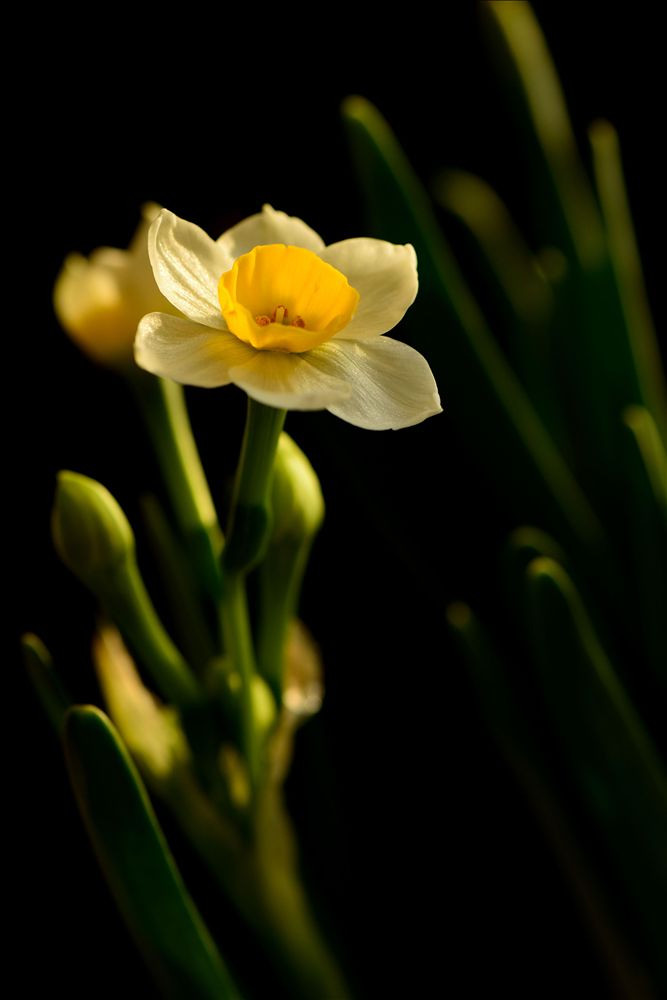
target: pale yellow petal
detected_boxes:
[149,209,232,328]
[135,312,256,387]
[217,204,325,260]
[227,350,351,410]
[319,238,418,339]
[308,337,441,429]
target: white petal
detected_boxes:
[319,238,418,340]
[308,337,441,430]
[135,312,256,387]
[149,209,233,329]
[228,351,351,411]
[216,204,326,259]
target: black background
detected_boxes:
[11,4,663,996]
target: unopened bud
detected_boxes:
[271,433,324,542]
[52,471,134,587]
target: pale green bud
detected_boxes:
[52,471,134,587]
[251,674,277,738]
[271,433,324,542]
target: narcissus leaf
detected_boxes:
[64,706,240,999]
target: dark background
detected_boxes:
[12,4,662,996]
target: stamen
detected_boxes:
[255,307,307,331]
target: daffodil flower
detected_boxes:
[135,206,441,429]
[54,203,173,367]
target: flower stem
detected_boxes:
[167,772,351,999]
[219,574,260,784]
[104,555,200,707]
[220,398,286,790]
[141,494,217,674]
[129,370,223,600]
[223,399,287,576]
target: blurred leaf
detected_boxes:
[21,634,70,733]
[590,121,667,447]
[482,1,604,268]
[435,170,552,327]
[621,407,667,697]
[342,95,604,556]
[526,559,667,979]
[503,525,570,622]
[448,602,655,998]
[447,602,525,746]
[434,170,568,449]
[483,2,654,515]
[64,706,240,999]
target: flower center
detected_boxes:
[218,244,359,352]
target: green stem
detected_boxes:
[141,494,216,674]
[167,773,350,999]
[130,370,223,600]
[223,399,286,576]
[220,574,261,785]
[219,399,285,791]
[104,555,200,708]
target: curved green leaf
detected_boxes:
[483,2,653,511]
[591,122,667,447]
[64,706,240,999]
[621,407,667,695]
[434,170,567,449]
[482,1,604,268]
[526,559,667,979]
[21,634,70,734]
[447,602,655,997]
[342,95,604,556]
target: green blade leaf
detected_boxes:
[621,406,667,696]
[64,706,240,999]
[590,121,667,447]
[21,634,71,733]
[447,602,526,747]
[482,1,604,269]
[447,602,656,997]
[434,170,552,327]
[526,559,667,979]
[483,3,652,511]
[129,371,224,602]
[503,526,570,625]
[434,170,568,449]
[342,95,604,557]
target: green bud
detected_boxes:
[271,433,324,542]
[251,674,277,738]
[52,471,134,587]
[217,664,277,746]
